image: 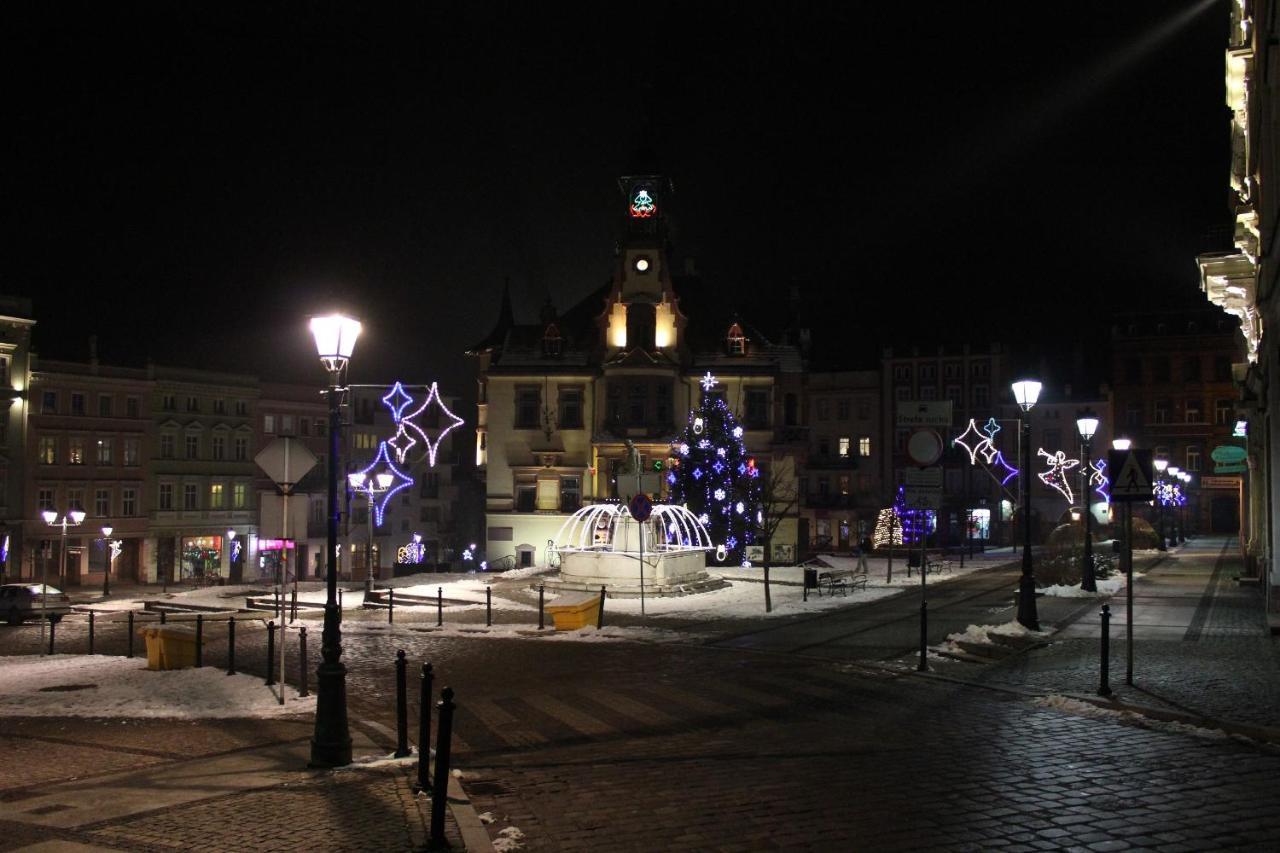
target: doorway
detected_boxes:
[1210,495,1239,534]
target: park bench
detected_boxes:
[817,569,869,597]
[926,558,953,575]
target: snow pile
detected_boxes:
[1032,694,1232,741]
[0,655,314,719]
[334,620,702,644]
[387,580,534,611]
[941,620,1042,653]
[493,826,526,851]
[1039,573,1144,598]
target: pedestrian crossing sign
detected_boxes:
[1108,449,1153,502]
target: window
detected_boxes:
[727,323,745,355]
[71,393,85,415]
[67,488,84,512]
[893,365,911,381]
[419,505,441,523]
[122,488,137,517]
[785,393,798,426]
[1183,357,1201,382]
[1185,400,1203,423]
[745,389,768,429]
[68,438,85,465]
[185,434,199,459]
[263,414,275,434]
[99,395,113,417]
[859,436,871,457]
[655,382,671,426]
[1126,402,1142,427]
[837,399,850,420]
[971,385,989,408]
[315,418,325,436]
[233,483,246,509]
[818,436,830,458]
[895,386,910,402]
[420,472,440,498]
[920,386,937,400]
[183,484,198,510]
[1186,446,1202,472]
[944,362,961,380]
[1152,358,1171,382]
[234,437,248,461]
[41,390,57,413]
[817,399,830,421]
[560,476,581,513]
[1215,399,1234,425]
[817,477,830,498]
[558,387,583,429]
[300,418,310,436]
[235,401,248,416]
[628,382,647,425]
[159,484,174,510]
[124,438,140,466]
[162,394,176,411]
[38,488,54,512]
[96,438,112,465]
[281,415,295,434]
[970,361,989,379]
[838,474,850,495]
[213,399,226,414]
[186,396,199,412]
[919,365,936,381]
[354,432,377,450]
[838,436,851,458]
[126,397,140,419]
[945,385,961,404]
[213,435,226,460]
[209,484,224,509]
[38,437,56,464]
[515,387,540,429]
[605,382,621,424]
[895,428,909,452]
[1153,400,1171,424]
[95,489,110,517]
[1124,358,1142,383]
[160,434,175,459]
[515,485,536,512]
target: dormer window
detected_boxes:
[727,323,746,355]
[542,323,562,357]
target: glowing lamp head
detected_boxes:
[376,472,395,490]
[309,313,362,372]
[1011,379,1042,412]
[41,510,57,525]
[1153,458,1168,473]
[1112,438,1132,451]
[101,526,113,538]
[227,529,237,540]
[69,509,86,525]
[347,472,367,489]
[1075,411,1099,443]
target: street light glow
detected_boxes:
[41,510,57,525]
[1112,438,1132,451]
[1154,458,1168,473]
[1075,412,1099,443]
[1011,379,1042,412]
[310,314,362,372]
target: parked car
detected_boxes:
[1,583,72,626]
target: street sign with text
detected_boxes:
[905,467,943,487]
[1108,449,1153,502]
[896,400,953,428]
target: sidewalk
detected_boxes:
[973,536,1280,734]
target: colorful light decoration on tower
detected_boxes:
[630,188,657,218]
[381,381,465,466]
[351,441,414,526]
[1037,448,1080,504]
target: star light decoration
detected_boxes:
[1037,448,1080,504]
[351,441,414,526]
[700,371,718,391]
[953,418,1019,486]
[382,381,464,466]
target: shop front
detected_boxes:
[181,535,224,582]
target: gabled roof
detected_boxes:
[464,279,516,356]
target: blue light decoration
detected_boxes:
[397,533,426,564]
[992,451,1020,486]
[1037,448,1080,504]
[0,534,8,565]
[231,539,243,563]
[351,441,414,526]
[1090,460,1110,505]
[669,373,763,564]
[1156,481,1184,507]
[381,381,465,466]
[630,188,657,218]
[954,418,1019,488]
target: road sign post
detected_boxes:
[1108,448,1152,687]
[629,492,653,616]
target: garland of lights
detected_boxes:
[1155,481,1185,507]
[351,441,415,526]
[1037,448,1080,504]
[953,418,1020,489]
[397,533,426,564]
[382,381,465,466]
[1089,460,1110,505]
[629,189,657,218]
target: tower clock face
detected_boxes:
[629,188,657,218]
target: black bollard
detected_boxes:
[291,588,298,622]
[339,587,344,610]
[538,585,545,630]
[486,586,492,627]
[160,610,167,625]
[88,611,95,655]
[298,626,309,697]
[416,663,434,793]
[429,686,456,848]
[195,614,204,667]
[436,587,443,627]
[1099,604,1113,697]
[918,601,928,672]
[597,586,606,629]
[388,588,395,624]
[227,616,236,675]
[395,650,410,757]
[265,620,276,686]
[48,615,55,655]
[128,611,135,658]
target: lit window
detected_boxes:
[68,438,85,465]
[858,437,871,457]
[233,483,246,509]
[96,439,112,465]
[38,436,56,464]
[210,484,224,509]
[838,437,851,458]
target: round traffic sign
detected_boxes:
[629,492,653,522]
[907,428,944,466]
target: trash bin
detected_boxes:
[544,593,601,630]
[803,568,819,590]
[155,625,198,669]
[140,627,163,670]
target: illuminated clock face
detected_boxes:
[634,256,650,273]
[630,188,656,218]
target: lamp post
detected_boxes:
[101,526,114,596]
[1167,466,1182,546]
[1153,457,1168,552]
[348,471,392,594]
[1075,410,1099,592]
[1178,471,1191,543]
[1011,379,1042,630]
[309,313,361,768]
[41,508,85,651]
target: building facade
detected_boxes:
[0,297,35,579]
[799,370,881,551]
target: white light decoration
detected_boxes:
[381,381,465,466]
[693,417,704,435]
[953,419,993,465]
[715,544,727,562]
[735,501,745,514]
[1037,448,1080,504]
[714,488,726,501]
[310,314,362,372]
[700,371,718,391]
[732,426,744,439]
[678,443,689,456]
[397,533,426,564]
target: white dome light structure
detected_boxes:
[551,503,714,592]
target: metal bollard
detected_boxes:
[486,586,492,627]
[298,626,309,697]
[227,616,237,675]
[416,663,434,793]
[339,587,344,610]
[195,614,204,667]
[437,587,443,627]
[917,601,928,672]
[395,650,410,757]
[48,615,55,655]
[803,577,808,602]
[1099,604,1113,697]
[128,611,135,658]
[89,611,95,655]
[265,620,276,686]
[538,585,545,630]
[388,588,395,624]
[429,686,456,848]
[597,586,606,629]
[291,588,298,622]
[160,610,167,625]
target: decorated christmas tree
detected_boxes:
[873,486,931,548]
[668,375,763,564]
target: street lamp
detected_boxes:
[309,313,361,768]
[348,471,393,593]
[1153,457,1168,552]
[1011,379,1042,630]
[101,526,114,596]
[1167,467,1181,546]
[41,508,85,651]
[1178,471,1191,542]
[1075,410,1099,592]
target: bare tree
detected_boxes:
[754,465,799,613]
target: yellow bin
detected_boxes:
[155,625,198,670]
[139,627,163,670]
[545,593,601,631]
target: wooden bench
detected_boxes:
[816,569,869,597]
[926,559,953,575]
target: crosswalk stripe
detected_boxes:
[576,687,681,727]
[642,683,739,717]
[522,693,616,737]
[466,699,549,748]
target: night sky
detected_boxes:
[2,2,1230,393]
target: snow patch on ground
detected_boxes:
[941,620,1044,653]
[0,655,314,718]
[329,620,701,644]
[493,826,526,851]
[1032,694,1232,741]
[1038,573,1144,598]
